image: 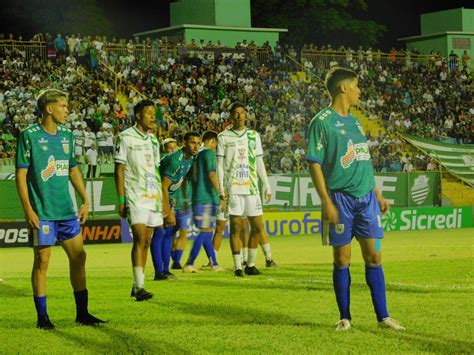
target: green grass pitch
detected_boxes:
[1,229,473,354]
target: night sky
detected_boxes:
[1,0,471,50]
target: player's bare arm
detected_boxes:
[69,166,89,224]
[308,162,338,225]
[114,163,127,219]
[15,167,40,229]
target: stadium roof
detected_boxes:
[134,24,288,37]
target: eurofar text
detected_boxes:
[265,213,321,236]
[399,208,463,230]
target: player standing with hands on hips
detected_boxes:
[16,89,104,329]
[306,68,405,331]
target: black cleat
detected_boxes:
[76,313,106,325]
[37,316,55,330]
[163,271,177,280]
[134,288,153,302]
[154,274,168,281]
[244,266,262,275]
[265,259,278,268]
[171,262,183,270]
[234,269,244,277]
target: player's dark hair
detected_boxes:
[325,67,358,99]
[133,99,155,117]
[228,102,246,114]
[202,130,218,142]
[184,131,201,141]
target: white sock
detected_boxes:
[247,248,258,267]
[233,254,242,270]
[133,266,144,290]
[261,243,272,260]
[242,247,248,263]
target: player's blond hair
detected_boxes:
[36,89,68,112]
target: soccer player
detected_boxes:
[306,67,405,331]
[217,102,274,277]
[183,130,224,272]
[16,89,104,329]
[115,99,162,301]
[160,138,191,270]
[151,132,200,280]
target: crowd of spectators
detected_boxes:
[1,32,472,175]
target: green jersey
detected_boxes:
[160,149,194,203]
[16,124,77,220]
[306,108,375,198]
[191,147,220,205]
[174,182,192,211]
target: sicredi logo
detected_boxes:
[381,208,463,231]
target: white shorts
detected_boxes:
[228,194,262,217]
[75,146,83,156]
[128,206,163,227]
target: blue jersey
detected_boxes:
[160,148,194,202]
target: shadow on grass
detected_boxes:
[52,324,191,353]
[354,325,474,353]
[168,300,325,329]
[0,282,30,298]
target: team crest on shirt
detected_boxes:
[335,121,344,127]
[335,224,345,234]
[145,154,152,167]
[42,224,50,235]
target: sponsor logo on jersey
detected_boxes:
[340,140,371,169]
[316,143,324,151]
[335,121,344,127]
[41,156,70,181]
[38,138,48,144]
[63,144,69,154]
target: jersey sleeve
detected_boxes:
[161,154,178,180]
[305,118,327,164]
[16,131,31,168]
[204,149,217,172]
[114,134,128,164]
[255,132,263,157]
[216,135,224,157]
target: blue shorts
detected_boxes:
[193,204,219,229]
[31,219,81,247]
[175,208,192,231]
[325,190,383,247]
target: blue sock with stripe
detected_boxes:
[34,295,48,318]
[201,232,217,266]
[365,264,389,321]
[151,227,165,276]
[187,232,205,265]
[162,227,174,273]
[333,264,351,320]
[172,249,184,264]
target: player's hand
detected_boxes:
[220,199,227,213]
[264,187,272,203]
[322,200,339,225]
[78,202,89,224]
[377,195,390,214]
[118,203,127,219]
[182,200,189,212]
[165,209,176,227]
[25,208,40,229]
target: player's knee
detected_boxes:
[334,255,350,267]
[364,252,381,266]
[143,239,151,249]
[34,255,50,271]
[73,249,87,265]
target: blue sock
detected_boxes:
[187,233,205,265]
[73,289,88,317]
[172,249,184,264]
[162,227,174,273]
[34,295,47,318]
[201,231,217,266]
[151,227,165,276]
[333,264,351,320]
[365,264,389,321]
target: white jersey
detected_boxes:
[114,126,162,212]
[217,128,263,195]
